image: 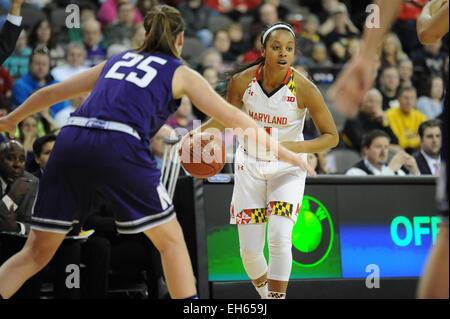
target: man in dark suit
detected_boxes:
[0,0,24,65]
[0,140,42,298]
[414,119,442,175]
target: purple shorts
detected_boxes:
[30,126,175,234]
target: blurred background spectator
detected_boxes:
[177,0,212,47]
[416,75,445,119]
[2,29,31,80]
[98,0,142,28]
[51,42,89,82]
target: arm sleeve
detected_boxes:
[0,20,23,65]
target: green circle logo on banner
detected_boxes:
[292,196,334,267]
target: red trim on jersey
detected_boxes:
[283,68,293,85]
[255,62,263,81]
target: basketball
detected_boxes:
[179,132,226,178]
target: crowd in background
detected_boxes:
[0,0,447,176]
[0,0,448,298]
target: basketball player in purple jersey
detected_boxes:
[0,5,314,299]
[330,0,448,299]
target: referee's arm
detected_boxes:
[0,0,24,65]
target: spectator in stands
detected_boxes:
[16,115,39,166]
[341,88,400,153]
[167,95,198,132]
[258,0,288,22]
[200,48,227,73]
[228,23,250,62]
[28,18,65,68]
[98,0,143,28]
[397,58,414,88]
[51,42,89,82]
[297,13,321,59]
[30,134,56,177]
[393,0,426,55]
[137,0,160,17]
[131,23,146,49]
[177,0,212,47]
[104,2,136,47]
[416,75,444,120]
[2,29,31,79]
[345,38,361,62]
[150,124,175,170]
[385,86,427,154]
[346,129,420,176]
[250,2,280,40]
[11,48,69,118]
[414,119,442,175]
[411,39,447,92]
[0,67,13,112]
[81,19,108,67]
[377,65,401,110]
[31,135,112,299]
[300,42,333,67]
[320,4,360,65]
[379,32,408,68]
[212,29,236,66]
[0,140,42,299]
[316,0,342,23]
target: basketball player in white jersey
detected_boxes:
[194,22,338,299]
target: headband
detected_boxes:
[261,24,295,45]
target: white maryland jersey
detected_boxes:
[238,63,307,160]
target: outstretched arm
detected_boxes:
[328,0,404,118]
[0,62,106,136]
[417,0,449,44]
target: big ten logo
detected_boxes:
[390,216,441,247]
[365,264,380,289]
[65,264,80,289]
[282,96,296,103]
[365,4,380,29]
[65,4,80,29]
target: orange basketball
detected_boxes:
[179,132,226,178]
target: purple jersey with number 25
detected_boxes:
[73,50,183,145]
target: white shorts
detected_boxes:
[230,145,307,225]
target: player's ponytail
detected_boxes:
[137,5,185,59]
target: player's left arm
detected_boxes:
[1,62,106,136]
[417,0,449,44]
[282,72,339,154]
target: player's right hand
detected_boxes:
[285,151,317,177]
[0,115,18,138]
[328,54,378,118]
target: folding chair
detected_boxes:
[160,136,182,199]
